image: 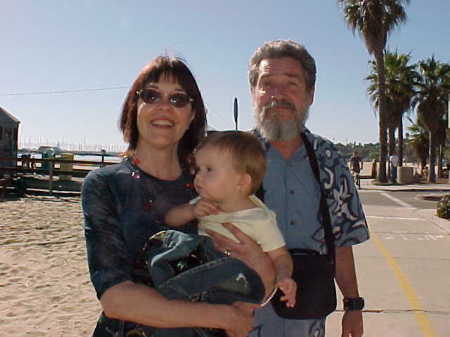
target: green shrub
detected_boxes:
[436,194,450,219]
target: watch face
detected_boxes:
[344,297,364,311]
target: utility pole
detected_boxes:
[233,97,238,131]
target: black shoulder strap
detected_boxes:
[301,133,335,263]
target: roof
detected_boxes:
[0,106,20,125]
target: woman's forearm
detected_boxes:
[100,281,236,329]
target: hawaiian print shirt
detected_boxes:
[249,128,369,337]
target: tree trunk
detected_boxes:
[428,131,437,183]
[388,127,396,155]
[374,49,388,183]
[398,119,404,167]
[438,145,443,178]
[387,127,395,178]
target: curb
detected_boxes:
[415,193,447,201]
[362,187,450,193]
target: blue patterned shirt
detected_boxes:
[250,129,369,337]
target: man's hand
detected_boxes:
[193,198,220,218]
[341,310,363,337]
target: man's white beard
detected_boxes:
[255,105,309,141]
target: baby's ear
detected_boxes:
[238,173,253,193]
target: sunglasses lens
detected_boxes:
[140,89,160,104]
[139,89,192,108]
[170,93,191,108]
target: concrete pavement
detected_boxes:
[360,178,450,234]
[325,178,450,337]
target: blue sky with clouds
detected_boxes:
[1,0,449,149]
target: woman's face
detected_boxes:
[136,75,195,152]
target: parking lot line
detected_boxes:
[380,192,416,209]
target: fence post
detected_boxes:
[101,149,106,167]
[48,159,53,194]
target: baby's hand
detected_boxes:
[276,277,297,308]
[193,199,220,218]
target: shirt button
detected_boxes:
[290,220,295,225]
[290,190,295,194]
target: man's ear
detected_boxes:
[250,87,257,109]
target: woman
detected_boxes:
[82,56,273,337]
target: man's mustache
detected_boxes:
[263,99,296,111]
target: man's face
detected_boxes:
[251,57,314,141]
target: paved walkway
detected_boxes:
[360,178,450,234]
[325,178,450,336]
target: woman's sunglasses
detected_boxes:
[136,89,194,108]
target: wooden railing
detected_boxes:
[0,156,118,194]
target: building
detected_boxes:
[0,106,20,169]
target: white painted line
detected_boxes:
[366,215,422,221]
[381,234,446,241]
[380,192,416,209]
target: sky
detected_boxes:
[1,1,449,151]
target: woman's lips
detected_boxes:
[150,118,175,127]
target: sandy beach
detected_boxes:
[0,196,100,337]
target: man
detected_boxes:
[247,40,369,337]
[349,151,363,175]
[389,151,399,184]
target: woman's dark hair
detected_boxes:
[119,56,207,167]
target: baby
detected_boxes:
[165,130,296,307]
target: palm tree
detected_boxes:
[413,57,450,183]
[366,50,418,168]
[338,0,410,182]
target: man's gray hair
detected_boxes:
[248,40,317,91]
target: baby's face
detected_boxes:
[193,146,244,204]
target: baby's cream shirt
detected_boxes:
[191,195,285,252]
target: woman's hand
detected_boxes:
[206,223,276,296]
[222,302,259,337]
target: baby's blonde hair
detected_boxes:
[195,131,266,194]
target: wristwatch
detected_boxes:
[343,297,365,311]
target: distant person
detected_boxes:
[21,153,31,169]
[165,131,296,308]
[422,165,429,178]
[349,151,363,175]
[389,151,399,183]
[371,158,378,179]
[81,56,274,337]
